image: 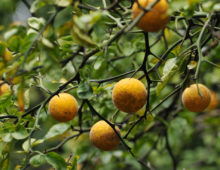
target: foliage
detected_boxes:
[0,0,220,170]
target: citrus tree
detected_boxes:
[0,0,220,169]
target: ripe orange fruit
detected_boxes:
[182,84,211,112]
[132,0,170,32]
[112,78,147,113]
[0,81,10,96]
[48,93,78,122]
[206,91,218,111]
[90,120,120,151]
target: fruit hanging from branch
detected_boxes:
[132,0,170,32]
[49,93,78,122]
[112,78,147,113]
[90,120,120,151]
[182,84,211,112]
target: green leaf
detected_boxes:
[147,113,154,122]
[44,123,70,140]
[0,41,6,56]
[94,58,104,70]
[156,58,178,95]
[2,133,12,143]
[75,11,103,31]
[71,24,96,48]
[30,0,46,13]
[20,33,38,53]
[12,125,28,140]
[56,0,72,7]
[22,138,44,152]
[7,36,21,52]
[4,28,19,40]
[41,37,54,48]
[28,17,45,30]
[71,12,102,48]
[30,154,46,167]
[77,81,93,99]
[45,152,67,170]
[54,7,72,29]
[57,35,74,52]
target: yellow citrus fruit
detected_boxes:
[48,93,78,122]
[132,0,170,32]
[182,84,211,112]
[112,78,147,113]
[90,120,120,151]
[0,81,10,96]
[206,91,218,111]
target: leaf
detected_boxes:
[54,7,72,29]
[20,33,37,53]
[187,60,197,70]
[71,24,96,48]
[1,157,9,169]
[44,123,70,140]
[0,41,6,56]
[71,12,102,48]
[3,48,13,61]
[171,44,181,56]
[77,81,93,99]
[75,11,102,31]
[147,113,154,121]
[22,138,44,152]
[94,58,104,70]
[41,37,54,48]
[30,154,46,167]
[56,0,72,7]
[17,83,25,112]
[156,58,178,95]
[28,17,45,30]
[12,125,28,140]
[45,152,67,170]
[2,133,12,143]
[30,0,46,13]
[4,28,19,40]
[57,35,74,52]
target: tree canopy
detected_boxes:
[0,0,219,170]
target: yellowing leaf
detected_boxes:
[187,0,200,6]
[137,107,145,117]
[18,83,25,112]
[3,48,13,61]
[187,60,197,70]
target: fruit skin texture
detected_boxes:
[112,78,147,113]
[90,120,120,151]
[0,81,10,96]
[206,91,219,111]
[49,93,78,122]
[182,84,211,112]
[132,0,170,32]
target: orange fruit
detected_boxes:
[182,84,211,112]
[132,0,170,32]
[0,81,10,96]
[90,120,120,151]
[112,78,147,113]
[48,93,78,122]
[206,91,218,111]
